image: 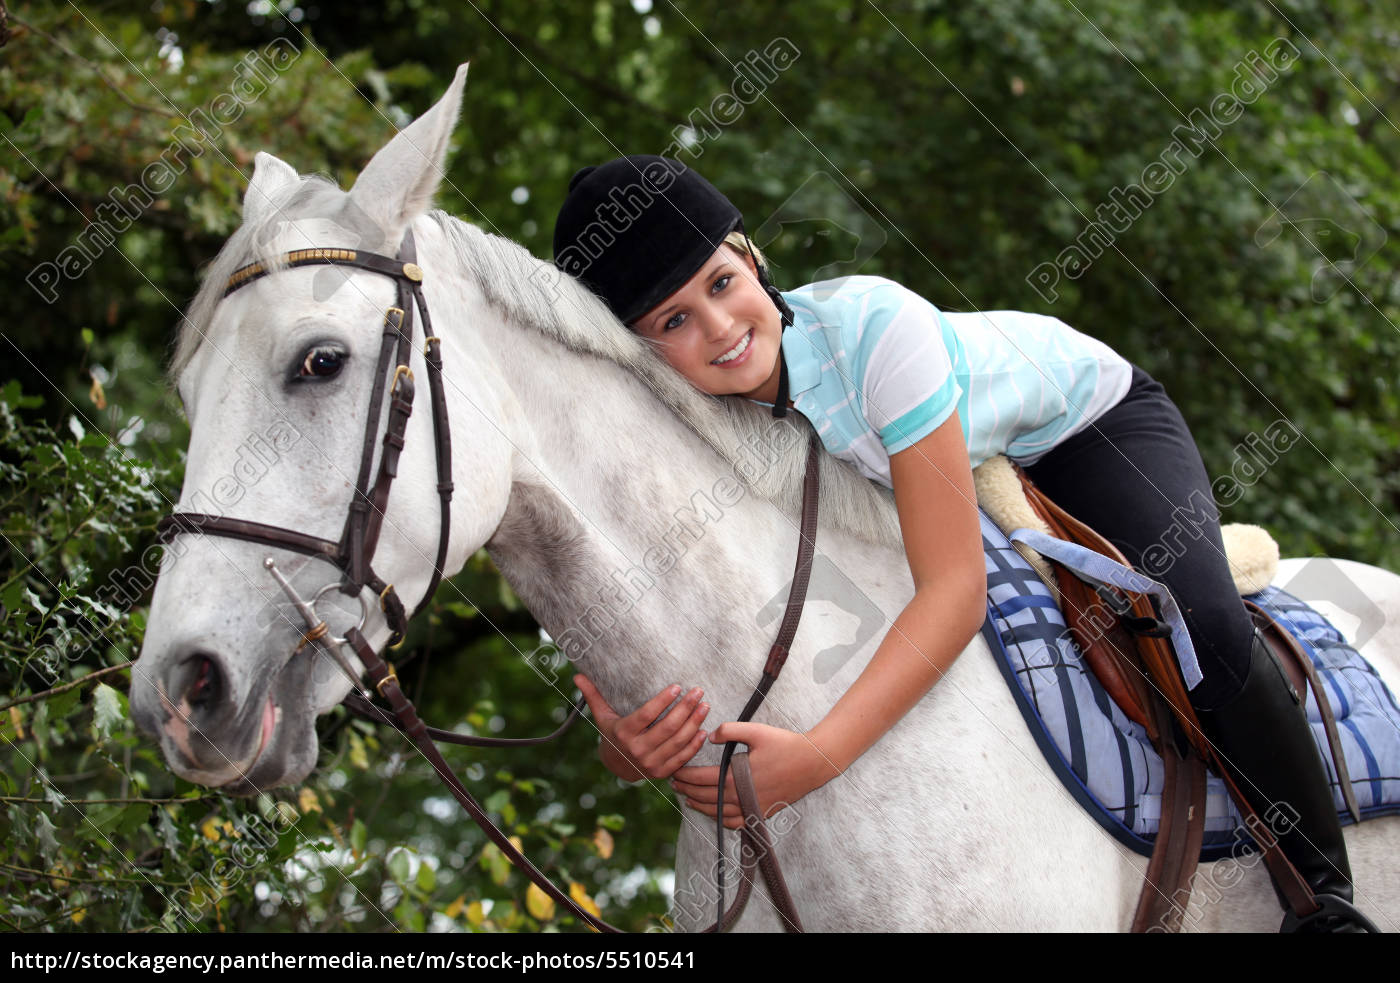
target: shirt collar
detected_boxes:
[744,294,822,411]
[780,323,822,397]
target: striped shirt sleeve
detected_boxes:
[855,282,963,454]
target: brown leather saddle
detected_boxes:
[1013,466,1358,931]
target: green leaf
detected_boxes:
[90,683,124,740]
[115,804,147,837]
[387,849,411,885]
[415,861,436,893]
[350,818,367,856]
[157,807,181,852]
[35,812,60,861]
[46,685,82,722]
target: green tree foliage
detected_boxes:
[2,0,1398,932]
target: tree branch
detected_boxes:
[0,661,131,714]
[0,795,214,805]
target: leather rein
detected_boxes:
[155,231,819,933]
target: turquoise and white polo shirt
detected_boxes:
[751,276,1132,488]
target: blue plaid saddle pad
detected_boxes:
[979,511,1400,859]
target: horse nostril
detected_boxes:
[171,652,225,713]
[190,657,214,707]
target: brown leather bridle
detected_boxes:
[155,231,820,933]
[157,232,453,647]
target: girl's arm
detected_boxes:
[671,410,987,826]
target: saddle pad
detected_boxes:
[978,511,1400,859]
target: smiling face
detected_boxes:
[631,243,785,404]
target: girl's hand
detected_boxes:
[669,722,839,829]
[574,674,710,782]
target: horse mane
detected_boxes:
[168,175,903,551]
[172,176,351,379]
[432,213,904,551]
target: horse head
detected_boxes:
[129,65,521,793]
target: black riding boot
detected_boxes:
[1194,629,1374,932]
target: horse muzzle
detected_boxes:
[130,638,320,794]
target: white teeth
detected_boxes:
[712,330,752,364]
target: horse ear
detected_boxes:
[349,63,469,244]
[243,152,300,226]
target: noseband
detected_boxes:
[157,231,454,648]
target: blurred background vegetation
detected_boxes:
[2,0,1397,932]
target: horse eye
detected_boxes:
[298,348,345,380]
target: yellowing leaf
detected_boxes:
[507,835,523,854]
[497,901,522,930]
[71,907,86,925]
[526,883,555,922]
[479,844,511,887]
[9,706,24,739]
[298,788,322,815]
[466,900,485,926]
[348,731,369,770]
[592,827,614,859]
[88,372,106,411]
[569,881,601,918]
[443,894,466,919]
[200,817,222,842]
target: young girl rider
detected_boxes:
[551,154,1361,929]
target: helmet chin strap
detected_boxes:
[737,221,795,419]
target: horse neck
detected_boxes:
[446,256,795,713]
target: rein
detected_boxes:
[156,231,819,933]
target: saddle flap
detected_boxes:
[1013,470,1153,733]
[1014,467,1210,757]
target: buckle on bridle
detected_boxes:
[375,664,399,698]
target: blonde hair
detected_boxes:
[723,230,770,277]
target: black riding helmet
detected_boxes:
[552,154,794,416]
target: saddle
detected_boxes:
[976,459,1357,932]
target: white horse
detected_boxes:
[132,66,1400,932]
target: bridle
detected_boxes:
[156,229,819,934]
[157,232,453,652]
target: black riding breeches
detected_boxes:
[1021,364,1255,710]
